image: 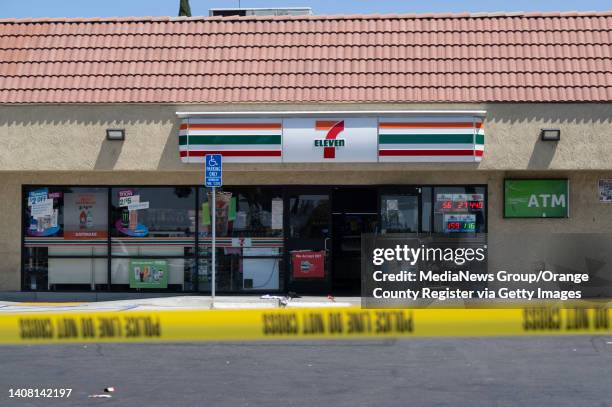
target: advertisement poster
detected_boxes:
[129,259,168,288]
[504,179,569,218]
[292,251,325,279]
[27,188,61,237]
[599,179,612,203]
[64,192,108,239]
[116,189,149,237]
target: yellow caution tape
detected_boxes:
[0,306,610,345]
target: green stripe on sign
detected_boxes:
[476,134,484,144]
[379,134,476,144]
[179,135,281,145]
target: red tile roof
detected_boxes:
[0,12,610,104]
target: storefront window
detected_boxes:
[289,194,330,238]
[110,187,195,256]
[109,187,196,291]
[23,187,108,290]
[111,187,195,240]
[198,187,284,292]
[22,184,487,292]
[380,193,419,233]
[433,186,486,233]
[198,187,283,238]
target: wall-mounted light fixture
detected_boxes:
[106,129,125,141]
[540,128,561,142]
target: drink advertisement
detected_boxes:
[116,189,149,237]
[64,192,108,239]
[200,191,234,236]
[292,251,325,279]
[129,259,168,289]
[27,188,61,237]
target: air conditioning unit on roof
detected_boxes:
[209,7,313,17]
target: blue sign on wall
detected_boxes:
[205,154,222,187]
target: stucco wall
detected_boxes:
[2,170,612,290]
[1,102,611,290]
[1,103,611,172]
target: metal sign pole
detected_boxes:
[211,186,216,307]
[205,153,222,309]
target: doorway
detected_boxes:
[284,186,422,295]
[285,187,332,294]
[330,187,378,295]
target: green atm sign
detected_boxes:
[504,179,569,218]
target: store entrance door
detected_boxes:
[285,188,332,294]
[331,187,378,295]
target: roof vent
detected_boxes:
[209,7,313,17]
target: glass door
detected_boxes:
[285,188,332,294]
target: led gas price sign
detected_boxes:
[443,214,476,233]
[436,193,483,233]
[437,193,484,212]
[440,200,483,210]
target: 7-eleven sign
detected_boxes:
[283,118,378,163]
[314,120,345,159]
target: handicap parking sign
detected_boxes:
[205,154,222,187]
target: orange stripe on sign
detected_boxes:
[315,121,342,130]
[380,122,483,129]
[179,123,281,131]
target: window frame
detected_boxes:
[21,183,488,292]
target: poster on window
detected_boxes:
[599,179,612,203]
[116,189,149,237]
[64,192,108,239]
[129,259,168,288]
[26,188,61,237]
[292,251,325,279]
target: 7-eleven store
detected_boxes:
[20,110,488,295]
[174,111,486,294]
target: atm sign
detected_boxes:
[504,179,569,218]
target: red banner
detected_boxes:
[292,251,325,279]
[64,231,108,240]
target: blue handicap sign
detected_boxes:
[205,154,223,187]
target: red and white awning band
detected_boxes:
[179,116,484,163]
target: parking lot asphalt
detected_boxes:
[1,336,611,406]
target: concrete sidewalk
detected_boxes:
[0,295,360,313]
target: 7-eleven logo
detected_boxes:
[314,120,345,159]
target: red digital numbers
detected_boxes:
[447,222,461,230]
[439,199,483,211]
